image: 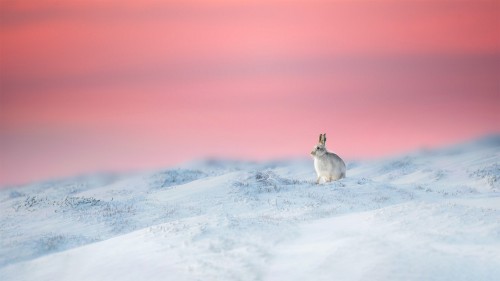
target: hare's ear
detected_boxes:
[319,133,326,145]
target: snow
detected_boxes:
[1,136,499,281]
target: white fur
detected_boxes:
[311,134,346,183]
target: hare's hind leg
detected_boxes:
[316,176,322,184]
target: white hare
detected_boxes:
[310,133,346,183]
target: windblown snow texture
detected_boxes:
[1,136,499,281]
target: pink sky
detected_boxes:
[1,0,499,186]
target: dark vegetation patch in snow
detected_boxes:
[32,234,97,257]
[11,194,137,233]
[469,163,500,190]
[233,170,310,193]
[381,156,419,178]
[13,195,103,212]
[149,169,207,189]
[8,190,24,199]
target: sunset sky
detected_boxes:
[1,0,499,186]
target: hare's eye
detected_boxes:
[316,147,320,150]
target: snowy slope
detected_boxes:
[1,136,499,281]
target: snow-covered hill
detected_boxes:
[1,136,499,281]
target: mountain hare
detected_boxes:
[311,133,346,183]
